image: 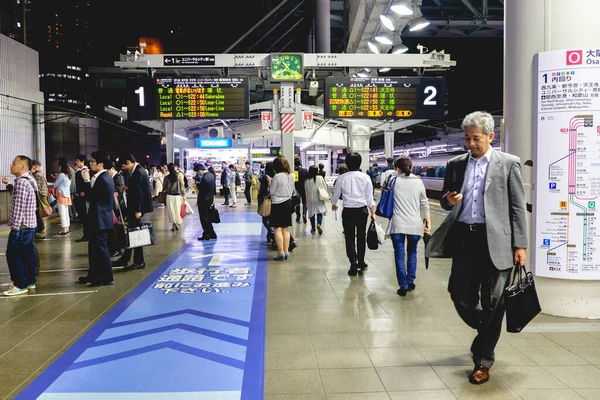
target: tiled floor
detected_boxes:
[2,200,600,399]
[263,204,600,400]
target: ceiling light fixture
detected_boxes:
[409,16,430,31]
[390,0,413,16]
[367,41,380,54]
[374,33,393,45]
[379,68,391,72]
[392,44,409,54]
[357,72,369,78]
[379,14,396,31]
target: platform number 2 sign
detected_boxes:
[423,86,437,105]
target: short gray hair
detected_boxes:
[461,111,495,135]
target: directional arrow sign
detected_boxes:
[191,253,224,266]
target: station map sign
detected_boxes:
[126,77,249,120]
[324,76,445,120]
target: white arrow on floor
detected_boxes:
[192,254,223,266]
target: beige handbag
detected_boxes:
[257,196,272,217]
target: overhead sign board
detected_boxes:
[163,55,216,66]
[195,138,233,149]
[323,76,445,120]
[126,77,249,120]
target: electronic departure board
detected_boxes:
[126,77,249,121]
[324,76,445,120]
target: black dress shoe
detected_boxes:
[76,237,89,243]
[123,263,145,271]
[348,264,359,276]
[358,264,368,270]
[408,283,416,291]
[397,288,407,297]
[77,276,90,284]
[288,242,297,252]
[110,250,122,258]
[198,236,210,241]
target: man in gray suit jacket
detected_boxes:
[425,111,528,385]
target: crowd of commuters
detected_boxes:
[0,110,529,387]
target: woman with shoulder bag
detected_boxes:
[269,156,295,260]
[305,165,328,235]
[163,163,185,232]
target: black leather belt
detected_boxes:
[458,222,486,232]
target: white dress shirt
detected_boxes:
[91,170,107,188]
[331,171,375,208]
[458,147,493,224]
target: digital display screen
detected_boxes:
[323,76,445,120]
[126,77,249,121]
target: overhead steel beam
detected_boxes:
[115,52,457,70]
[483,0,489,16]
[247,1,304,52]
[265,17,305,52]
[223,0,293,53]
[460,0,482,17]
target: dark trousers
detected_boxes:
[88,229,113,283]
[244,184,252,203]
[222,186,230,204]
[448,224,512,368]
[295,192,307,221]
[74,197,88,237]
[341,207,369,266]
[119,217,145,265]
[198,203,216,237]
[35,209,45,236]
[7,228,36,289]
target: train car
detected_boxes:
[411,152,467,199]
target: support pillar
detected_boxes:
[280,83,295,162]
[316,0,331,53]
[505,0,600,318]
[347,121,371,173]
[384,130,394,159]
[164,120,175,164]
[32,104,44,166]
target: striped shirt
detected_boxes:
[8,172,38,230]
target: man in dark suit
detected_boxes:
[114,153,153,270]
[294,158,308,224]
[74,155,90,242]
[196,163,217,240]
[79,152,115,286]
[425,111,528,385]
[220,161,229,205]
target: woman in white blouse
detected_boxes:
[387,157,431,297]
[305,165,328,235]
[269,156,295,261]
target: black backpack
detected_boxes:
[235,172,241,186]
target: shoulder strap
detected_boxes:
[24,177,41,209]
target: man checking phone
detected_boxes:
[426,111,528,385]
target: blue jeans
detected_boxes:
[390,233,420,289]
[7,228,37,289]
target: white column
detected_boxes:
[384,130,394,159]
[280,84,295,162]
[316,0,331,53]
[347,121,371,173]
[505,0,600,318]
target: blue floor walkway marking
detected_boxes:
[18,211,267,400]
